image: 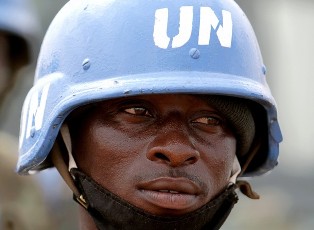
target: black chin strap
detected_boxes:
[71,168,239,230]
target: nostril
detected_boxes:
[147,145,200,167]
[186,156,198,164]
[155,152,170,162]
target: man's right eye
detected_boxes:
[192,116,221,126]
[124,107,152,117]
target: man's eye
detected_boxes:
[193,116,221,126]
[124,107,151,117]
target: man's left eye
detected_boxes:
[192,116,221,126]
[124,107,152,117]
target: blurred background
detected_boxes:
[0,0,313,229]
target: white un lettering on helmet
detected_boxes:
[19,82,51,148]
[153,6,232,49]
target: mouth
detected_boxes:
[138,177,202,211]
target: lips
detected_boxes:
[137,177,202,211]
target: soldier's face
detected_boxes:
[0,33,10,96]
[71,94,236,216]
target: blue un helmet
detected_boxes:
[0,0,40,70]
[17,0,282,177]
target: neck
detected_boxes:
[79,207,98,230]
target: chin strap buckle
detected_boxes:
[74,194,89,209]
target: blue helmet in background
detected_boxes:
[17,0,282,177]
[0,0,40,69]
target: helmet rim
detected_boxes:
[17,70,281,176]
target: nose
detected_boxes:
[146,124,200,167]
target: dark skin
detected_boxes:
[71,94,237,230]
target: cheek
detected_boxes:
[72,121,144,191]
[200,135,236,191]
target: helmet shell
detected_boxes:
[17,0,282,176]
